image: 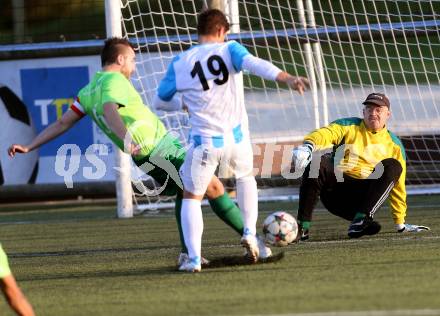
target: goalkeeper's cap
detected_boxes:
[362,93,390,108]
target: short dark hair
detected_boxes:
[101,37,134,66]
[197,9,230,36]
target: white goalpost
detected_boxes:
[108,0,440,213]
[105,0,133,218]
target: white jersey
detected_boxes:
[157,40,281,145]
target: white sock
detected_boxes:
[181,198,203,261]
[236,176,258,236]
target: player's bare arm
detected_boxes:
[276,72,310,95]
[102,102,140,155]
[1,275,35,316]
[8,109,82,157]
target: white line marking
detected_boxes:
[302,235,440,245]
[246,309,440,316]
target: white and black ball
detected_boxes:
[262,211,298,247]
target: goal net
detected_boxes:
[118,0,440,208]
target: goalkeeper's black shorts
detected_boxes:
[298,154,402,222]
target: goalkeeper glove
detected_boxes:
[396,223,430,233]
[292,142,314,171]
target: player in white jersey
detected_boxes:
[154,9,309,272]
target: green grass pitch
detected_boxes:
[0,195,439,316]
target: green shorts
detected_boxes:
[0,244,11,278]
[134,134,186,197]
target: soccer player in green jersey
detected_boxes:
[0,244,35,316]
[8,37,271,264]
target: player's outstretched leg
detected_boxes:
[208,193,244,235]
[206,176,272,259]
[206,177,245,235]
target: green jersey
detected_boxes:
[0,244,11,278]
[71,71,167,159]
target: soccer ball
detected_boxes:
[262,211,298,247]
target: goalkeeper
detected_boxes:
[7,37,270,264]
[292,93,430,239]
[1,244,35,316]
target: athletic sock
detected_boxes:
[208,193,244,235]
[174,193,187,253]
[236,176,258,236]
[299,220,311,230]
[354,212,366,221]
[181,198,203,261]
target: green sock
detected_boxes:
[299,220,311,230]
[354,212,366,220]
[209,193,244,236]
[174,193,188,254]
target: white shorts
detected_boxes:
[179,139,254,195]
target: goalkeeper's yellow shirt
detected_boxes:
[304,117,407,225]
